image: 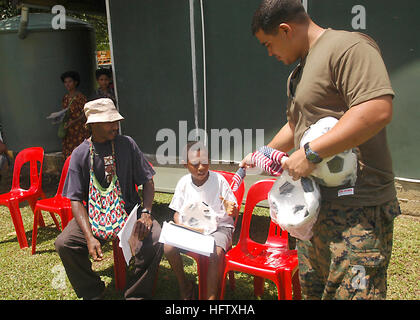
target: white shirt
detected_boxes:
[169,171,237,229]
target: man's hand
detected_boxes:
[282,147,316,181]
[128,212,153,256]
[71,200,104,261]
[87,236,103,261]
[239,152,255,169]
[136,212,153,241]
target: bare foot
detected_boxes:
[180,280,196,300]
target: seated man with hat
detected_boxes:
[55,98,162,300]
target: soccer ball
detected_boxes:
[300,117,358,187]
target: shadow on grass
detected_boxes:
[32,224,61,245]
[0,223,60,248]
[151,202,175,225]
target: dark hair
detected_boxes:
[251,0,309,35]
[182,141,209,164]
[60,71,80,87]
[95,68,112,80]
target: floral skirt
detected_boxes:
[62,121,90,159]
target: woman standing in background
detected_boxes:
[60,71,90,159]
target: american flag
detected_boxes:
[231,167,246,192]
[251,146,288,176]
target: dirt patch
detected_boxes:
[395,181,420,217]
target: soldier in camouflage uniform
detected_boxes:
[297,199,400,299]
[242,0,401,299]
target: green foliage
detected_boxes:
[67,12,109,51]
[386,215,420,299]
[0,1,109,51]
[0,0,19,19]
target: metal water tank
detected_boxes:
[0,13,96,152]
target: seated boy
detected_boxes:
[164,141,239,300]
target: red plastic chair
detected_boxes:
[31,156,72,254]
[0,147,48,249]
[219,179,301,300]
[182,170,245,300]
[112,237,126,291]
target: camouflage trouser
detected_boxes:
[296,198,401,300]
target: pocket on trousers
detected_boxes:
[349,249,385,268]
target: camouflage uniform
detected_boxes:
[296,198,401,300]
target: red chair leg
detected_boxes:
[219,268,229,299]
[152,265,159,297]
[31,208,41,255]
[228,270,235,291]
[37,214,46,227]
[48,212,61,230]
[60,214,68,230]
[113,239,127,291]
[27,198,45,227]
[279,271,293,300]
[254,276,265,297]
[9,200,29,249]
[275,283,283,300]
[197,255,209,300]
[292,270,301,300]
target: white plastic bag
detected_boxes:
[268,173,321,241]
[179,201,218,235]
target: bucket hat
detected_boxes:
[84,98,124,124]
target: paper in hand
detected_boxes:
[117,204,140,265]
[46,108,68,124]
[158,221,215,256]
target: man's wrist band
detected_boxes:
[141,208,154,219]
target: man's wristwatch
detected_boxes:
[304,142,323,164]
[141,208,154,220]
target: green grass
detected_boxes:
[0,192,418,300]
[386,214,420,299]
